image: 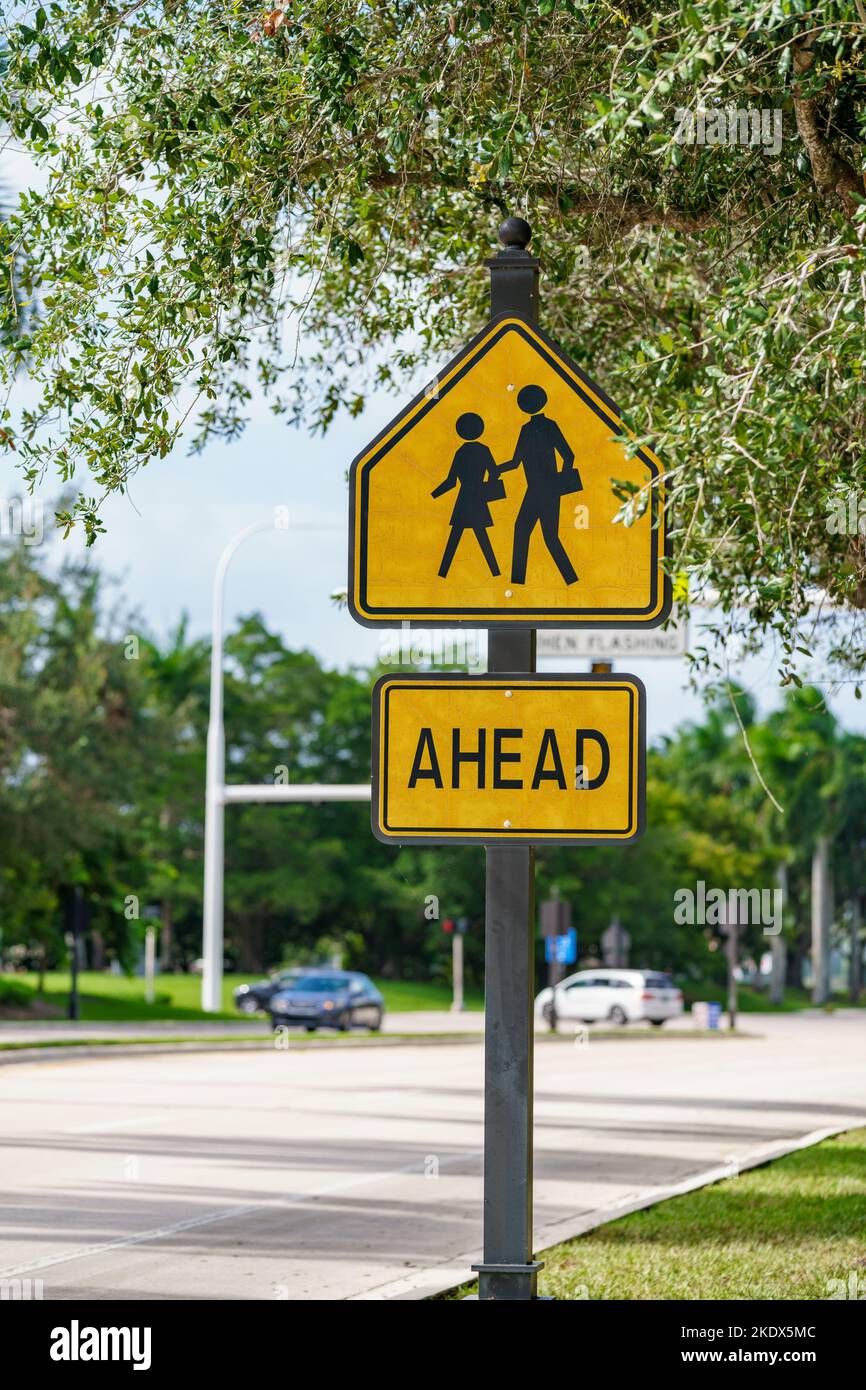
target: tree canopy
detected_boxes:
[1,1,865,680]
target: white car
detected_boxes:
[535,969,683,1028]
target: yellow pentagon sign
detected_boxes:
[349,315,669,627]
[371,673,646,846]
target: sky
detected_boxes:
[3,149,864,748]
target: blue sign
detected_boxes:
[545,928,577,965]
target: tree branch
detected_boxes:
[792,39,863,219]
[365,169,725,234]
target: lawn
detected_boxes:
[0,970,483,1022]
[444,1128,866,1300]
[680,980,862,1013]
[0,969,855,1024]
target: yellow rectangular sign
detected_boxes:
[371,673,645,846]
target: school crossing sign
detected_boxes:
[371,673,645,846]
[349,315,669,628]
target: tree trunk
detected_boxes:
[160,900,173,973]
[786,919,807,989]
[90,928,105,971]
[235,916,264,972]
[851,897,862,1004]
[770,935,787,1005]
[158,806,174,972]
[769,864,787,1005]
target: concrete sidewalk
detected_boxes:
[0,1012,863,1300]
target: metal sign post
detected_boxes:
[471,219,541,1300]
[452,917,468,1013]
[542,901,576,1032]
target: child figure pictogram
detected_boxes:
[431,412,504,578]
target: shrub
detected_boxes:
[0,977,32,1008]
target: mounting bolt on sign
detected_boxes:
[347,215,657,1301]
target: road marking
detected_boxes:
[0,1148,483,1280]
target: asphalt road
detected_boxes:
[0,1013,863,1300]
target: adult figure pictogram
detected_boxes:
[500,384,581,585]
[431,412,504,578]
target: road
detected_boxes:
[0,1013,863,1300]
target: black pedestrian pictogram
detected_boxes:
[499,384,581,585]
[431,412,505,578]
[431,387,581,586]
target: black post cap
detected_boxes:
[498,216,532,250]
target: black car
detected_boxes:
[233,968,306,1016]
[267,970,385,1032]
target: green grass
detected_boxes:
[443,1128,866,1300]
[370,977,483,1012]
[0,971,483,1022]
[1,971,238,1021]
[0,1033,279,1050]
[681,980,862,1013]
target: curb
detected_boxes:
[349,1118,866,1301]
[0,1033,487,1067]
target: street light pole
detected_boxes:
[202,520,280,1014]
[200,519,372,1014]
